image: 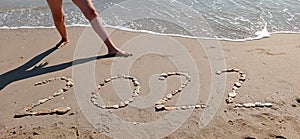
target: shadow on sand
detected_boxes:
[0,42,116,91]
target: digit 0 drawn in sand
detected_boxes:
[90,75,141,109]
[14,76,74,118]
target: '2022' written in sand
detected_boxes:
[14,68,273,118]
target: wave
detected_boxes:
[1,24,299,42]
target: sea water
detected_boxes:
[1,0,300,41]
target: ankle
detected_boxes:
[108,48,119,53]
[61,38,69,42]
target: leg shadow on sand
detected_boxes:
[0,41,116,91]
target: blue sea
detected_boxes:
[1,0,300,41]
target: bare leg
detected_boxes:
[46,0,69,48]
[72,0,131,57]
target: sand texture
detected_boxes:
[0,27,300,139]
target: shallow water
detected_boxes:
[1,0,299,41]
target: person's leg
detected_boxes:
[72,0,131,56]
[46,0,69,48]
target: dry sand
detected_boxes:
[0,27,300,139]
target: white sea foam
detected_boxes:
[1,24,299,42]
[254,24,270,39]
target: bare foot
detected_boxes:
[107,49,132,57]
[56,39,69,49]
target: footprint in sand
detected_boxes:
[247,48,286,56]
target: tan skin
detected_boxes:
[46,0,130,56]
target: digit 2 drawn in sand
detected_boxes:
[14,76,74,118]
[155,72,207,111]
[216,68,273,108]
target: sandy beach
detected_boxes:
[0,27,300,139]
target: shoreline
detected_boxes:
[1,25,300,42]
[0,27,300,138]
